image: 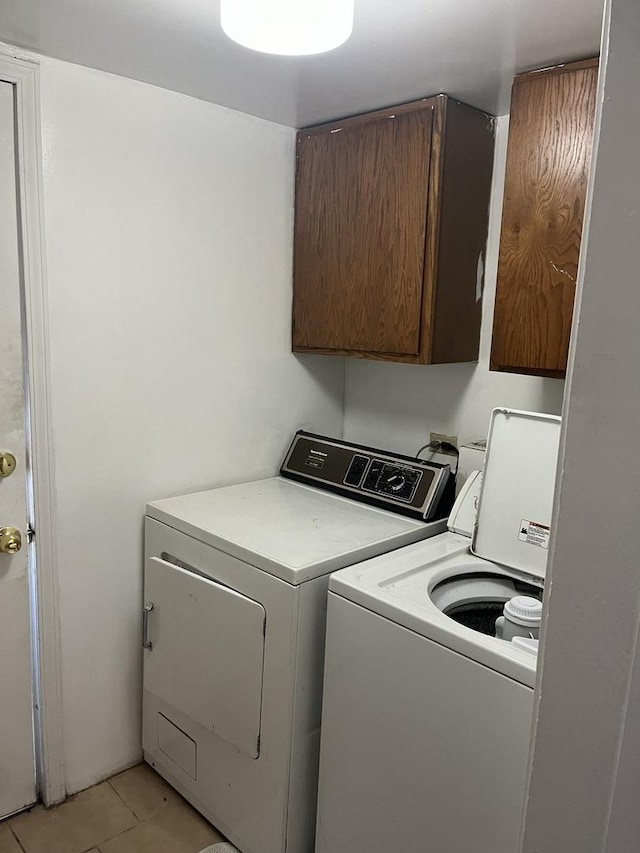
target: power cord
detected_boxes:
[416,439,459,474]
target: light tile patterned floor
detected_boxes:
[0,763,226,853]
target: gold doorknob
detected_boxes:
[0,452,17,478]
[0,527,22,554]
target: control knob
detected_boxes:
[384,473,406,492]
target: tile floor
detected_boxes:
[0,763,227,853]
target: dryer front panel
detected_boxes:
[144,556,266,759]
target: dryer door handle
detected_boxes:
[143,602,154,650]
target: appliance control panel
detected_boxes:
[280,431,453,521]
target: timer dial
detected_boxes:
[383,473,407,492]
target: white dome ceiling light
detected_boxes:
[220,0,355,56]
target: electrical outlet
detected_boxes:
[430,432,458,453]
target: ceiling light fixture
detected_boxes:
[220,0,355,56]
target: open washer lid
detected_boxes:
[471,409,561,581]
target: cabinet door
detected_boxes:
[293,107,433,356]
[491,60,598,377]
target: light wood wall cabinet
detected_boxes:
[292,95,495,363]
[491,58,599,378]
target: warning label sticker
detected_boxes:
[519,519,551,549]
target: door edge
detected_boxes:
[0,45,66,807]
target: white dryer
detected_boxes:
[315,409,561,853]
[141,431,453,853]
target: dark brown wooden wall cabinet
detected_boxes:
[491,58,599,378]
[292,95,496,364]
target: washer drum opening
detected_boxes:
[430,572,542,636]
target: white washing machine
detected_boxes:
[141,431,455,853]
[315,409,561,853]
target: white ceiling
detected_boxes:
[0,0,604,127]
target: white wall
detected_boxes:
[343,116,565,455]
[38,56,344,794]
[521,1,640,849]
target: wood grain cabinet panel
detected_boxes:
[292,95,496,364]
[491,58,599,378]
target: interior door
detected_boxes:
[0,80,37,817]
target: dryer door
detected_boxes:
[144,556,266,758]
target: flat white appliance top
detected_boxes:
[329,533,540,687]
[147,477,445,585]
